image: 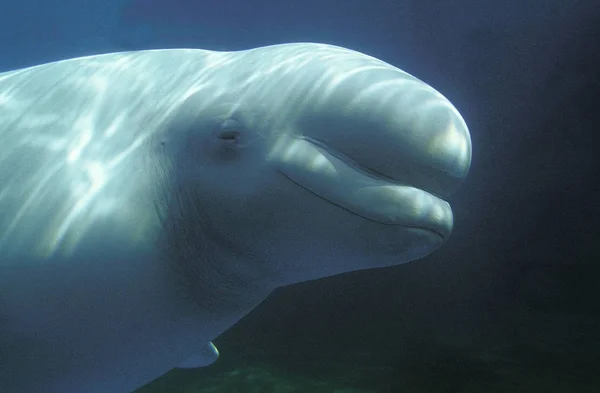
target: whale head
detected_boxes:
[0,43,471,393]
[160,43,471,286]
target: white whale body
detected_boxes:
[0,43,471,393]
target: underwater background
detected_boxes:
[2,0,599,391]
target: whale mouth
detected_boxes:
[271,136,453,240]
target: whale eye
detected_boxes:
[215,119,244,146]
[211,119,248,159]
[218,130,241,143]
[220,118,244,140]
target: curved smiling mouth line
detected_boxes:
[272,135,453,239]
[303,136,406,186]
[281,172,446,240]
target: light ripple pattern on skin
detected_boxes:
[0,43,471,393]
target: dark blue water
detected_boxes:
[2,1,599,391]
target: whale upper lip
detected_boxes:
[271,136,453,239]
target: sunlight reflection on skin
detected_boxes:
[0,44,469,260]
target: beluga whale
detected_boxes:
[0,43,471,393]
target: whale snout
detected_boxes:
[335,74,472,201]
[294,67,471,194]
[375,82,472,199]
[275,56,471,244]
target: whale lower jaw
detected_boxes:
[271,136,453,239]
